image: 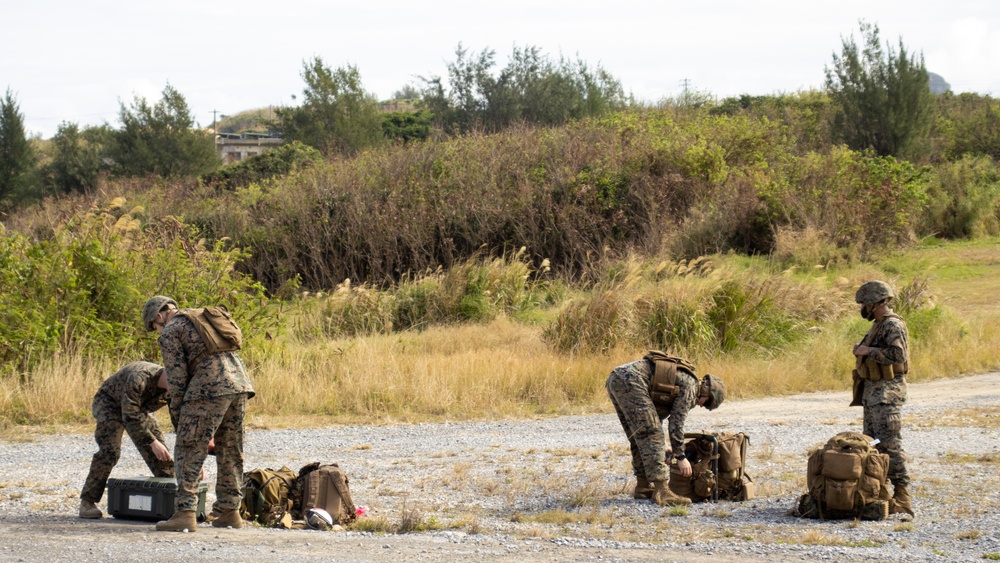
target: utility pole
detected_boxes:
[680,79,691,106]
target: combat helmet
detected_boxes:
[142,295,178,331]
[855,281,894,305]
[701,374,726,410]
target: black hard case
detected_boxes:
[106,476,207,521]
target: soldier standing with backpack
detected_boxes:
[78,361,173,519]
[851,281,914,517]
[606,352,726,506]
[142,296,255,531]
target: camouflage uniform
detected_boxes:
[606,359,699,483]
[159,312,254,513]
[80,361,174,503]
[858,313,910,487]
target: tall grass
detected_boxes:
[5,248,999,429]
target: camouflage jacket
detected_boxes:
[657,365,699,455]
[625,359,699,454]
[860,312,909,407]
[159,311,255,424]
[94,361,168,446]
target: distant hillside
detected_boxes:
[216,108,275,134]
[929,72,950,94]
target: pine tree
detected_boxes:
[825,21,933,159]
[0,89,36,205]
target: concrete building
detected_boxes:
[215,132,283,164]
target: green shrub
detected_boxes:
[544,269,819,357]
[0,197,276,373]
[201,140,323,190]
[921,155,1000,239]
[707,279,800,353]
[636,294,714,353]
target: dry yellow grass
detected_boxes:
[2,240,999,431]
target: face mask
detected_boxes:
[859,304,875,321]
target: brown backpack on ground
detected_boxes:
[668,432,754,502]
[716,432,754,501]
[240,466,296,528]
[794,431,890,520]
[292,462,357,526]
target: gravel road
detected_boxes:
[3,372,1000,562]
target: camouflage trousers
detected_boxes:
[173,393,248,512]
[80,394,173,503]
[606,363,669,483]
[863,402,910,487]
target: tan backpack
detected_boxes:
[296,463,357,526]
[668,432,754,502]
[240,466,296,528]
[715,432,754,501]
[795,431,890,520]
[176,306,243,368]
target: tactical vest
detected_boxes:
[643,350,696,408]
[854,313,909,381]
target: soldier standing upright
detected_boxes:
[79,361,173,519]
[142,296,254,531]
[851,281,914,517]
[606,352,725,506]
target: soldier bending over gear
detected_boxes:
[79,361,173,519]
[606,354,725,506]
[852,280,914,517]
[143,296,255,532]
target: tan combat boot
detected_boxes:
[633,476,654,500]
[651,480,691,507]
[79,500,102,519]
[203,505,223,523]
[210,509,244,529]
[155,510,198,532]
[889,484,915,517]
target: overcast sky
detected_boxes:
[3,0,999,139]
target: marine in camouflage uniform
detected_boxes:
[79,361,173,517]
[606,356,723,505]
[852,281,913,516]
[144,296,254,531]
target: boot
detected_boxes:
[155,510,197,532]
[889,484,915,517]
[204,506,223,523]
[210,509,244,529]
[633,476,654,500]
[651,480,691,507]
[78,500,102,519]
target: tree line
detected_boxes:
[1,23,999,214]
